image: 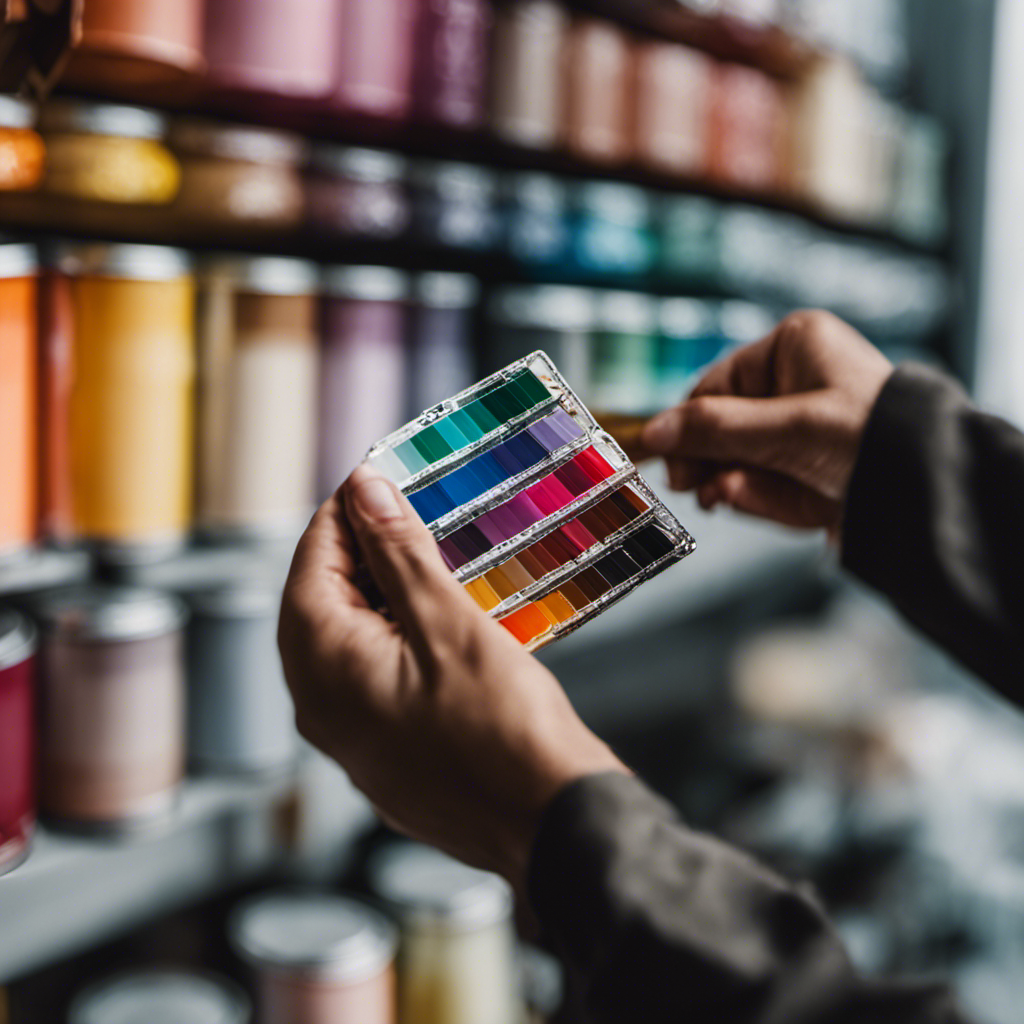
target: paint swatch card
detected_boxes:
[365,352,695,650]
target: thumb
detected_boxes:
[642,394,823,491]
[343,464,478,646]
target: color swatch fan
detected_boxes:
[364,352,696,650]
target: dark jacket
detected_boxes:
[529,364,1024,1023]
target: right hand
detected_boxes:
[641,311,893,535]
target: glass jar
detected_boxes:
[62,0,204,89]
[53,244,195,562]
[503,172,570,268]
[34,587,187,834]
[169,120,307,231]
[408,272,479,416]
[186,584,298,776]
[203,0,338,100]
[590,290,659,416]
[0,610,36,878]
[69,970,250,1024]
[318,266,409,497]
[369,843,520,1024]
[306,146,410,239]
[231,892,397,1024]
[197,257,319,538]
[486,285,594,400]
[0,243,38,558]
[333,0,416,119]
[38,101,179,204]
[412,161,501,250]
[412,0,492,129]
[563,19,634,164]
[0,96,45,192]
[708,63,786,192]
[633,41,713,177]
[570,182,656,279]
[490,0,567,149]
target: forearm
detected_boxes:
[529,773,967,1024]
[842,364,1024,692]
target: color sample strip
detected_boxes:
[496,523,679,644]
[438,446,617,570]
[373,369,554,481]
[407,410,584,524]
[461,486,651,610]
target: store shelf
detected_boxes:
[102,535,300,593]
[0,549,92,597]
[0,127,937,257]
[0,758,373,983]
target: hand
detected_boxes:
[278,465,627,893]
[641,311,893,535]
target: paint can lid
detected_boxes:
[659,298,716,340]
[34,586,188,642]
[415,272,479,309]
[369,843,513,934]
[594,291,656,334]
[170,119,306,165]
[231,892,397,980]
[0,242,37,278]
[488,286,594,332]
[578,182,651,225]
[321,264,409,302]
[203,255,319,295]
[186,584,282,620]
[68,970,250,1024]
[0,95,35,129]
[54,243,191,280]
[39,100,166,140]
[310,145,407,181]
[501,172,567,210]
[718,301,776,345]
[413,160,499,196]
[0,609,37,669]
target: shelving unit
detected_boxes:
[0,549,91,597]
[0,757,373,983]
[0,0,961,1003]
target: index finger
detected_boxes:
[690,330,779,400]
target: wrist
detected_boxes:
[499,748,630,895]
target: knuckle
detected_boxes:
[780,309,830,339]
[684,396,720,433]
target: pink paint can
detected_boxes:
[231,892,397,1024]
[333,0,416,119]
[204,0,339,100]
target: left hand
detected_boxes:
[278,465,628,892]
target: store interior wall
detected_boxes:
[974,0,1024,423]
[905,0,996,390]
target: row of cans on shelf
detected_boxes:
[0,582,297,877]
[16,837,556,1023]
[7,0,938,234]
[0,238,790,568]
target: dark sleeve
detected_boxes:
[529,772,968,1024]
[841,364,1024,691]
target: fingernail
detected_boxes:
[350,467,403,523]
[642,413,676,453]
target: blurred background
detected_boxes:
[1,0,1023,1022]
